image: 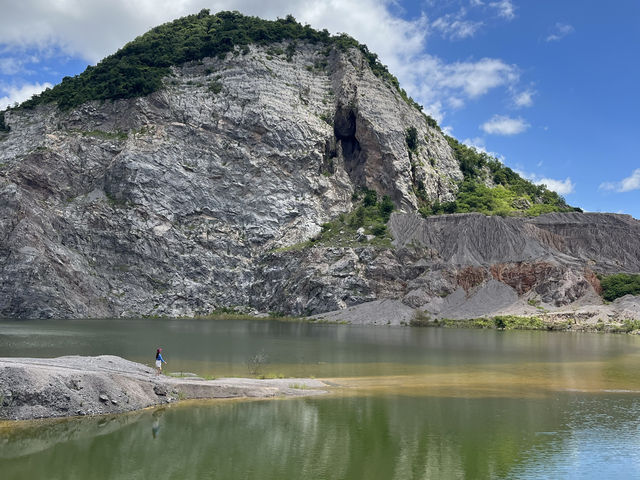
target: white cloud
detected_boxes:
[481,114,529,135]
[448,96,465,109]
[516,169,575,195]
[513,89,534,107]
[600,169,640,192]
[489,0,515,20]
[432,14,482,40]
[0,1,432,64]
[424,101,445,123]
[396,56,519,119]
[0,57,27,75]
[536,177,574,195]
[0,1,524,122]
[461,136,503,159]
[546,23,574,42]
[0,1,194,63]
[0,82,52,109]
[463,136,485,149]
[437,58,519,98]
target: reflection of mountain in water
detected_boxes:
[0,410,145,460]
[3,394,640,479]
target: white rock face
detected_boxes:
[1,42,637,320]
[0,43,462,318]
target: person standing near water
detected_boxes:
[155,348,167,374]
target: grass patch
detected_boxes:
[194,311,303,322]
[70,129,128,140]
[492,315,546,330]
[307,318,349,325]
[607,319,640,333]
[288,383,309,390]
[259,373,287,379]
[411,315,549,331]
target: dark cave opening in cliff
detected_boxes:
[334,106,365,185]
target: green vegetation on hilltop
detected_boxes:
[599,273,640,302]
[9,10,420,112]
[418,136,579,217]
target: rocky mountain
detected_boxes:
[0,11,638,320]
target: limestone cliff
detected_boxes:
[0,17,638,321]
[0,42,461,318]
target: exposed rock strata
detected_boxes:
[254,212,640,320]
[0,44,460,319]
[0,42,638,321]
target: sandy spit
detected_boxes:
[0,355,328,421]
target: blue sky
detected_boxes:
[1,1,638,218]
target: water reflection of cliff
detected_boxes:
[0,411,145,459]
[3,393,640,479]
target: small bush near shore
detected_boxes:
[409,314,640,334]
[608,319,640,334]
[409,310,431,327]
[247,351,268,376]
[410,315,547,331]
[492,315,546,330]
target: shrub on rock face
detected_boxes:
[208,80,223,94]
[363,189,378,207]
[0,112,9,132]
[378,195,394,221]
[371,224,387,237]
[599,273,640,302]
[405,126,418,153]
[350,206,366,228]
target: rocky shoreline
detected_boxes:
[311,294,640,329]
[0,355,327,421]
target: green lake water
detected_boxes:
[2,318,640,479]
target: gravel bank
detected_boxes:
[0,355,328,421]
